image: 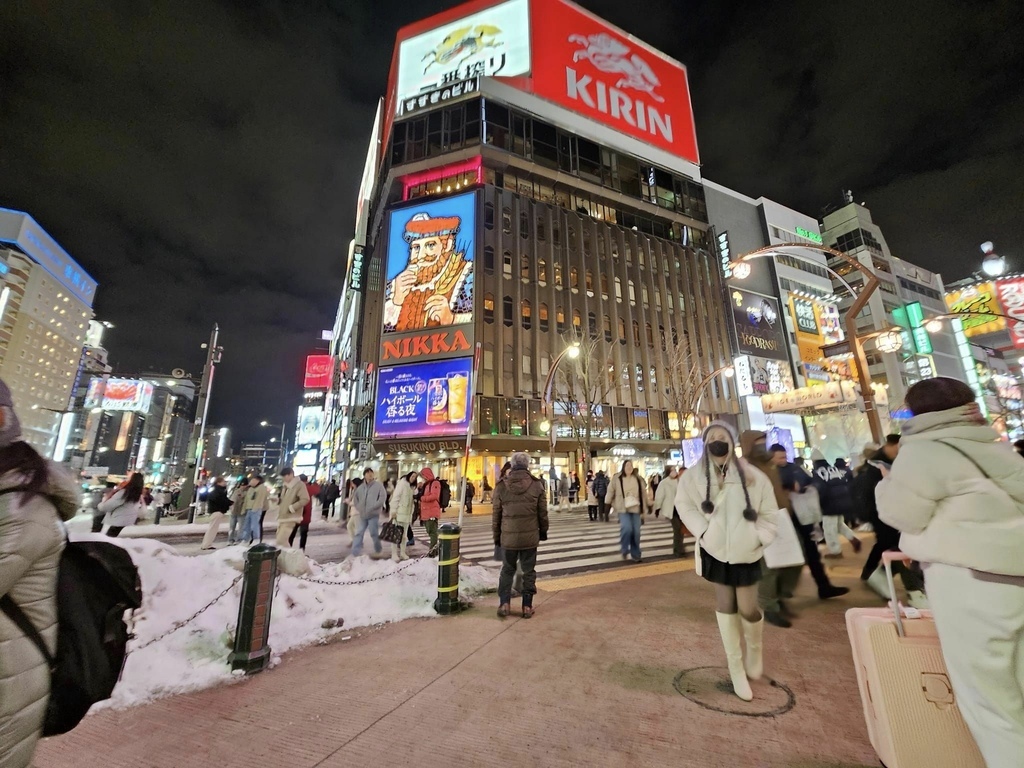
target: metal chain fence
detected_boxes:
[128,574,243,655]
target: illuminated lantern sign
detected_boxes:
[304,355,334,390]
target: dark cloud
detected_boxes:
[1,0,1021,440]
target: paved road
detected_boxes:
[134,507,693,578]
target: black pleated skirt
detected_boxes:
[700,549,764,587]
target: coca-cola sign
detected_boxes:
[995,278,1024,349]
[304,355,334,390]
[530,0,699,164]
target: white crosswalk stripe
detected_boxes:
[444,508,694,577]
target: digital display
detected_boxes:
[374,356,474,439]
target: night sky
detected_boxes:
[2,1,1021,441]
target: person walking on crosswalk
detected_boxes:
[606,459,648,562]
[494,452,548,618]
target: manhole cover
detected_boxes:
[673,667,795,717]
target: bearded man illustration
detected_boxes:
[383,211,474,333]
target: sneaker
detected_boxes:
[823,551,844,559]
[856,523,874,533]
[497,603,511,618]
[765,611,792,628]
[522,605,535,619]
[819,585,850,600]
[907,590,931,610]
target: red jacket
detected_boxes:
[419,468,442,521]
[302,482,320,525]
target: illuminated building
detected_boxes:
[335,0,739,484]
[0,208,96,455]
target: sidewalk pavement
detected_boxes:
[33,541,884,768]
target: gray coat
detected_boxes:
[353,480,386,519]
[492,469,549,550]
[0,463,79,768]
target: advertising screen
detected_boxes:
[374,356,474,439]
[730,289,789,361]
[304,355,334,389]
[382,190,475,338]
[530,0,700,165]
[995,278,1024,349]
[84,378,105,410]
[101,379,154,413]
[395,0,530,116]
[945,281,1007,338]
[296,406,325,445]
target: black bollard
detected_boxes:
[433,522,462,615]
[229,544,280,674]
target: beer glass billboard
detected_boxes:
[373,357,474,439]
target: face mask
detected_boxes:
[707,440,731,458]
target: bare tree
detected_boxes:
[551,334,617,472]
[662,335,709,439]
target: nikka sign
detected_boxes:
[530,0,700,165]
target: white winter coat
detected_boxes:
[676,459,778,570]
[389,479,415,526]
[0,463,80,768]
[653,475,679,517]
[98,488,144,528]
[876,405,1024,577]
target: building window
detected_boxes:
[654,290,662,311]
[628,281,636,303]
[557,306,566,333]
[570,267,579,292]
[539,303,549,332]
[641,285,649,307]
[615,277,622,301]
[572,309,582,332]
[600,273,609,299]
[484,202,495,229]
[520,211,530,239]
[645,322,654,346]
[585,270,594,297]
[484,246,494,272]
[521,255,530,282]
[484,293,495,323]
[503,295,513,327]
[503,250,513,279]
[618,318,627,345]
[603,314,613,342]
[632,320,641,345]
[554,262,563,289]
[502,207,512,235]
[659,325,667,350]
[536,217,547,241]
[522,299,532,330]
[538,258,547,287]
[588,311,597,338]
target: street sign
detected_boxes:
[821,340,851,358]
[82,466,110,476]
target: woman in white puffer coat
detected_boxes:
[876,377,1024,768]
[676,421,778,701]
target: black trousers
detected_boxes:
[499,548,538,606]
[796,521,834,596]
[259,510,267,542]
[861,522,925,591]
[288,522,309,550]
[106,526,124,538]
[671,510,685,556]
[92,515,104,533]
[406,523,415,545]
[597,497,609,521]
[587,505,597,521]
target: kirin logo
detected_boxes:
[569,33,664,103]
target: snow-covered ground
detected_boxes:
[74,533,498,709]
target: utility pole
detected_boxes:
[180,324,222,522]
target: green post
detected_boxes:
[433,522,462,615]
[229,544,280,674]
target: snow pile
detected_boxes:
[73,534,497,708]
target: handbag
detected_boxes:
[380,520,405,544]
[763,508,806,569]
[790,485,822,526]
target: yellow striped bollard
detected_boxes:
[434,522,462,615]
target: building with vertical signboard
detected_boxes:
[821,196,967,422]
[339,0,739,485]
[0,208,97,455]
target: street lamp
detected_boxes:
[540,341,582,493]
[261,420,287,468]
[730,243,885,443]
[980,241,1006,278]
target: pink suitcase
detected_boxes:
[846,552,984,767]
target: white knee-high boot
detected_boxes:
[741,616,764,680]
[716,612,753,701]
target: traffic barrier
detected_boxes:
[434,522,462,615]
[229,543,280,674]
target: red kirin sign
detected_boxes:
[304,355,334,389]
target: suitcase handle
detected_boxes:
[883,551,912,637]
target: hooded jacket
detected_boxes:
[98,487,144,528]
[419,468,442,521]
[676,422,778,568]
[592,471,609,500]
[739,430,789,510]
[208,483,232,515]
[810,459,855,518]
[877,404,1024,576]
[1,462,80,768]
[492,467,549,550]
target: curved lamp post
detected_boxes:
[730,243,885,443]
[691,363,736,426]
[260,420,287,471]
[539,341,581,493]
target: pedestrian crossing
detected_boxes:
[439,507,695,577]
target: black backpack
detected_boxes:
[0,500,142,736]
[438,479,452,509]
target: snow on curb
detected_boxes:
[71,533,497,709]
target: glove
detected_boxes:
[539,532,548,541]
